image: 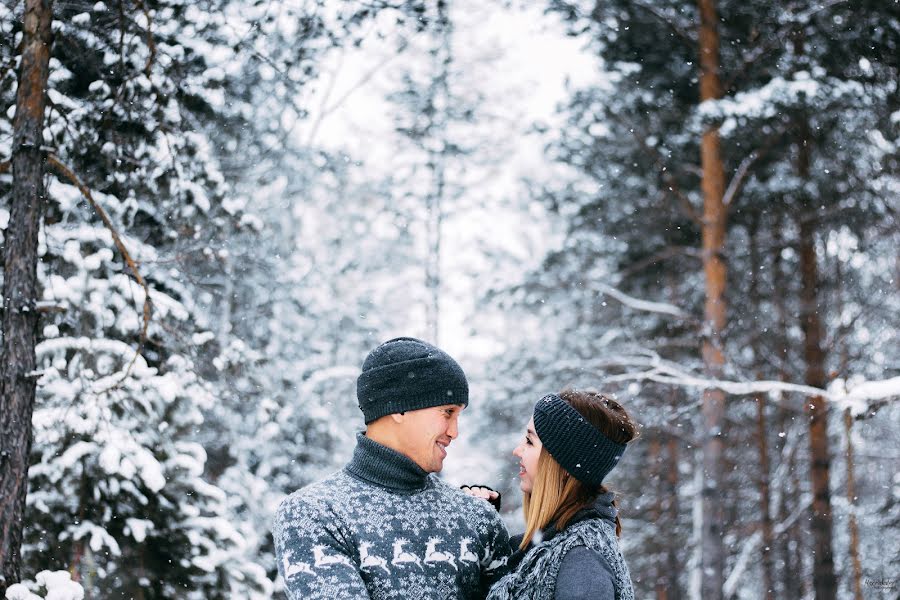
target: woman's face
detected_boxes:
[512,416,542,494]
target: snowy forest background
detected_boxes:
[0,0,898,598]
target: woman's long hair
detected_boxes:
[520,390,637,550]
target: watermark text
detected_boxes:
[864,578,896,590]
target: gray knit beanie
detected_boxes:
[533,393,627,487]
[356,337,469,424]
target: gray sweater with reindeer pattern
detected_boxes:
[273,433,511,600]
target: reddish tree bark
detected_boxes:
[0,0,53,594]
[648,437,667,600]
[697,0,727,596]
[665,435,682,600]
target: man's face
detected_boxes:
[395,404,464,473]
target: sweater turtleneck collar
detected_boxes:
[344,432,431,492]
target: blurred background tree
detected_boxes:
[1,0,896,598]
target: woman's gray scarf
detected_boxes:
[486,517,635,600]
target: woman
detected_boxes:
[487,389,637,600]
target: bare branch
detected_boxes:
[722,126,786,212]
[595,283,693,320]
[724,0,849,93]
[724,495,812,596]
[723,36,785,94]
[0,36,23,85]
[722,150,757,207]
[616,245,702,279]
[298,366,360,397]
[46,154,152,383]
[307,40,409,145]
[304,45,349,146]
[615,115,702,223]
[132,0,157,75]
[117,0,126,73]
[0,160,9,175]
[631,0,695,46]
[794,0,850,22]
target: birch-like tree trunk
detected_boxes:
[749,218,775,600]
[835,252,864,600]
[843,408,863,600]
[772,219,804,599]
[697,0,727,596]
[0,0,53,593]
[424,0,452,345]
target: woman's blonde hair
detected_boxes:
[519,390,637,550]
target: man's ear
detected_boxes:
[390,412,405,424]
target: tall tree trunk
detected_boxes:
[754,395,775,598]
[774,411,799,599]
[0,0,53,593]
[649,437,667,600]
[791,452,810,599]
[424,158,443,344]
[835,250,863,600]
[424,0,451,344]
[843,409,863,600]
[771,217,804,599]
[749,217,775,600]
[795,122,838,600]
[666,434,682,600]
[661,279,683,600]
[697,0,727,597]
[790,27,837,598]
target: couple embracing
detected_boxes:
[274,337,637,599]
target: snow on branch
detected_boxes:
[595,283,691,320]
[47,154,152,385]
[839,377,900,403]
[5,570,85,600]
[723,531,761,598]
[299,366,360,397]
[594,353,900,411]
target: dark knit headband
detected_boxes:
[533,393,627,487]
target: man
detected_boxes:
[274,337,510,599]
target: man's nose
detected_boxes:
[447,416,459,439]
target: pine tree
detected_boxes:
[0,0,53,592]
[483,0,900,597]
[1,0,270,595]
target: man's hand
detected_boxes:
[460,485,501,511]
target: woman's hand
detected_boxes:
[460,485,502,511]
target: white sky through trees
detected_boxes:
[292,1,599,359]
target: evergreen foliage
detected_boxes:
[1,0,896,598]
[477,1,899,597]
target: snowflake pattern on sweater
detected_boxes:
[274,434,510,600]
